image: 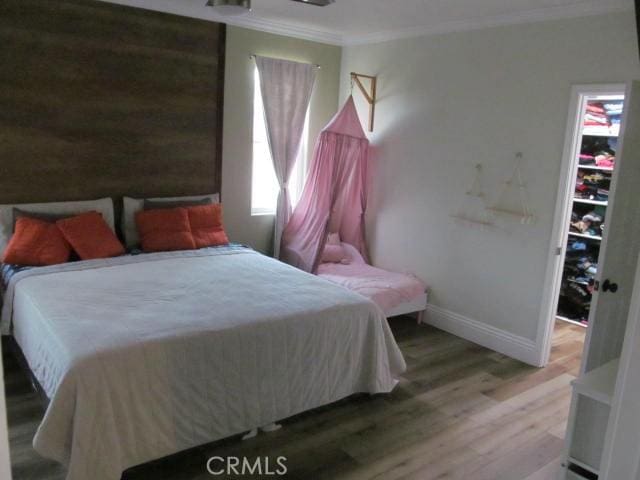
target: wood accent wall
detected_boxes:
[0,0,225,210]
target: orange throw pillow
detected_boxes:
[135,207,196,252]
[57,211,125,260]
[3,217,71,266]
[187,204,229,248]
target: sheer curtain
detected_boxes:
[255,56,317,258]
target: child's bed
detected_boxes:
[317,242,428,322]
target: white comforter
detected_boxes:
[1,247,405,480]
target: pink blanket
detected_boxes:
[317,261,426,313]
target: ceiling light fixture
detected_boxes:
[291,0,335,5]
[205,0,251,16]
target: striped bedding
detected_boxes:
[1,245,405,480]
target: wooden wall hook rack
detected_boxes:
[350,72,377,132]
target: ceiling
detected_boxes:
[99,0,632,45]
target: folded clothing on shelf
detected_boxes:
[579,154,596,165]
[585,113,609,125]
[604,102,623,116]
[595,154,615,168]
[581,136,616,157]
[587,103,605,115]
[569,209,605,236]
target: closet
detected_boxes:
[556,93,624,327]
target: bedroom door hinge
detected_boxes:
[556,247,563,256]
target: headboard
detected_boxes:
[0,0,225,227]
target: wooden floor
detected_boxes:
[4,318,585,480]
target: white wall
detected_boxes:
[222,27,341,254]
[341,13,640,348]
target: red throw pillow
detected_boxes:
[187,204,229,248]
[56,211,125,260]
[3,217,71,266]
[135,207,196,252]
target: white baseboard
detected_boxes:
[425,304,539,366]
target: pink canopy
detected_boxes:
[281,96,369,273]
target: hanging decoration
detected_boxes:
[450,163,494,228]
[488,152,536,224]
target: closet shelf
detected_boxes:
[571,358,619,405]
[582,133,619,138]
[568,231,602,241]
[582,131,619,138]
[577,165,614,172]
[573,198,608,207]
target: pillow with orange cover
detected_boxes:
[135,208,196,252]
[187,204,229,248]
[3,217,71,266]
[56,211,125,260]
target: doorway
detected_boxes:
[538,84,626,366]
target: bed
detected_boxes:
[317,243,428,322]
[1,245,405,480]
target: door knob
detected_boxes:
[602,279,618,293]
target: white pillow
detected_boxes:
[122,193,220,248]
[0,197,115,254]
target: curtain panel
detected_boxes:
[255,56,317,258]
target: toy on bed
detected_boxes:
[317,233,427,321]
[280,96,428,321]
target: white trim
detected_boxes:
[534,84,627,368]
[425,304,538,366]
[343,2,631,46]
[221,14,343,46]
[95,0,631,47]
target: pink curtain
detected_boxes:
[281,96,369,273]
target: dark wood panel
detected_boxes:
[0,0,225,227]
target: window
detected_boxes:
[251,69,309,216]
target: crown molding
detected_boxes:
[97,0,632,47]
[223,14,343,45]
[343,1,633,46]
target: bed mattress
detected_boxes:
[1,246,405,480]
[317,261,427,313]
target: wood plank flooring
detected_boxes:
[3,318,584,480]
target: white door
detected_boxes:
[599,248,640,479]
[582,80,640,374]
[558,81,640,480]
[596,80,640,480]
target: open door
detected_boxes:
[596,79,640,480]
